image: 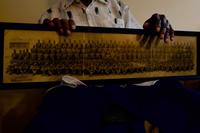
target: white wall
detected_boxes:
[0,0,200,31]
[0,0,53,23]
[124,0,200,31]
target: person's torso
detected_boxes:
[58,0,139,28]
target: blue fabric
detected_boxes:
[26,79,200,133]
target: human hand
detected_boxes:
[143,13,174,43]
[43,12,76,36]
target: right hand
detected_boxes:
[143,13,174,43]
[43,18,76,36]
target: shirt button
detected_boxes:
[114,18,117,24]
[95,7,99,14]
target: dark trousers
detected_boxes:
[26,79,200,133]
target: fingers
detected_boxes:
[159,15,167,39]
[67,11,76,31]
[160,16,174,43]
[60,19,71,35]
[43,18,76,36]
[43,19,55,27]
[169,24,174,41]
[143,13,161,32]
[69,19,76,31]
[52,18,65,35]
[143,13,174,43]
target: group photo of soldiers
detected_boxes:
[6,38,195,76]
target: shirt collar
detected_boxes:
[97,0,109,5]
[64,0,109,8]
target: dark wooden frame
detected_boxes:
[0,22,200,89]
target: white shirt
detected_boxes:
[40,0,142,29]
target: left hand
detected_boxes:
[143,13,174,43]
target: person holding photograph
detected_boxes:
[26,0,200,133]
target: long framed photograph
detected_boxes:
[0,22,200,88]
